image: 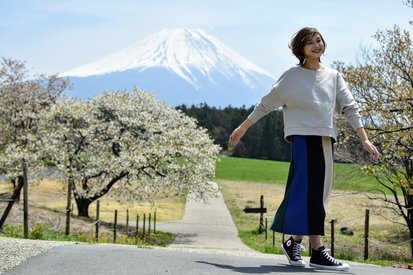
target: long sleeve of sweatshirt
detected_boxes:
[335,72,364,131]
[247,66,363,141]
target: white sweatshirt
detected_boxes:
[248,66,363,141]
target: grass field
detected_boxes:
[215,156,384,193]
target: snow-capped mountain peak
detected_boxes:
[61,28,274,88]
[60,28,275,107]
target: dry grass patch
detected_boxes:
[217,180,411,267]
[0,179,186,224]
[217,180,405,230]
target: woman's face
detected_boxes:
[303,34,324,60]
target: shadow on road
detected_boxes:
[196,261,354,274]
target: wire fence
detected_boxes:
[0,194,158,244]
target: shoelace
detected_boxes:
[321,248,341,265]
[292,242,306,260]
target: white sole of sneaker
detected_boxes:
[280,244,306,267]
[309,262,350,271]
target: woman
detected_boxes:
[228,27,380,271]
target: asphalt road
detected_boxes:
[4,243,412,275]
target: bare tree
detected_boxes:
[334,21,413,258]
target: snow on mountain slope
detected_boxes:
[61,28,275,107]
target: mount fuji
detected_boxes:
[60,28,275,107]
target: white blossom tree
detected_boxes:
[42,90,221,217]
[0,57,68,194]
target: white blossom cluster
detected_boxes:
[0,58,67,181]
[41,89,221,208]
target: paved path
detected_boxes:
[2,185,412,274]
[156,189,255,252]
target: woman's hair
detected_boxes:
[289,27,326,66]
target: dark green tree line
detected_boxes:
[176,103,291,161]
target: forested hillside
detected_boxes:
[176,104,291,161]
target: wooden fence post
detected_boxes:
[259,195,264,233]
[136,215,139,237]
[154,209,157,234]
[364,209,370,260]
[243,195,267,234]
[95,200,100,241]
[135,214,139,244]
[330,219,335,257]
[22,159,29,239]
[114,209,118,243]
[265,218,268,240]
[272,230,275,247]
[65,177,73,236]
[142,214,146,239]
[126,209,129,233]
[148,213,151,236]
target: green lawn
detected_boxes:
[215,156,383,193]
[215,156,290,184]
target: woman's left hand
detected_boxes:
[361,140,380,161]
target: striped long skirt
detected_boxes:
[270,135,334,236]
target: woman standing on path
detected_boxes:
[228,27,380,271]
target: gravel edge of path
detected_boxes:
[0,237,72,273]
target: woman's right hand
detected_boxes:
[229,126,247,146]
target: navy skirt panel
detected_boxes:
[270,135,333,236]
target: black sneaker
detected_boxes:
[309,246,350,271]
[281,236,306,267]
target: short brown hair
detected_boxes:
[289,27,326,66]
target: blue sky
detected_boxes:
[1,0,412,78]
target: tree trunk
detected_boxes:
[0,179,24,230]
[73,172,129,218]
[17,176,23,201]
[11,176,23,202]
[75,197,93,217]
